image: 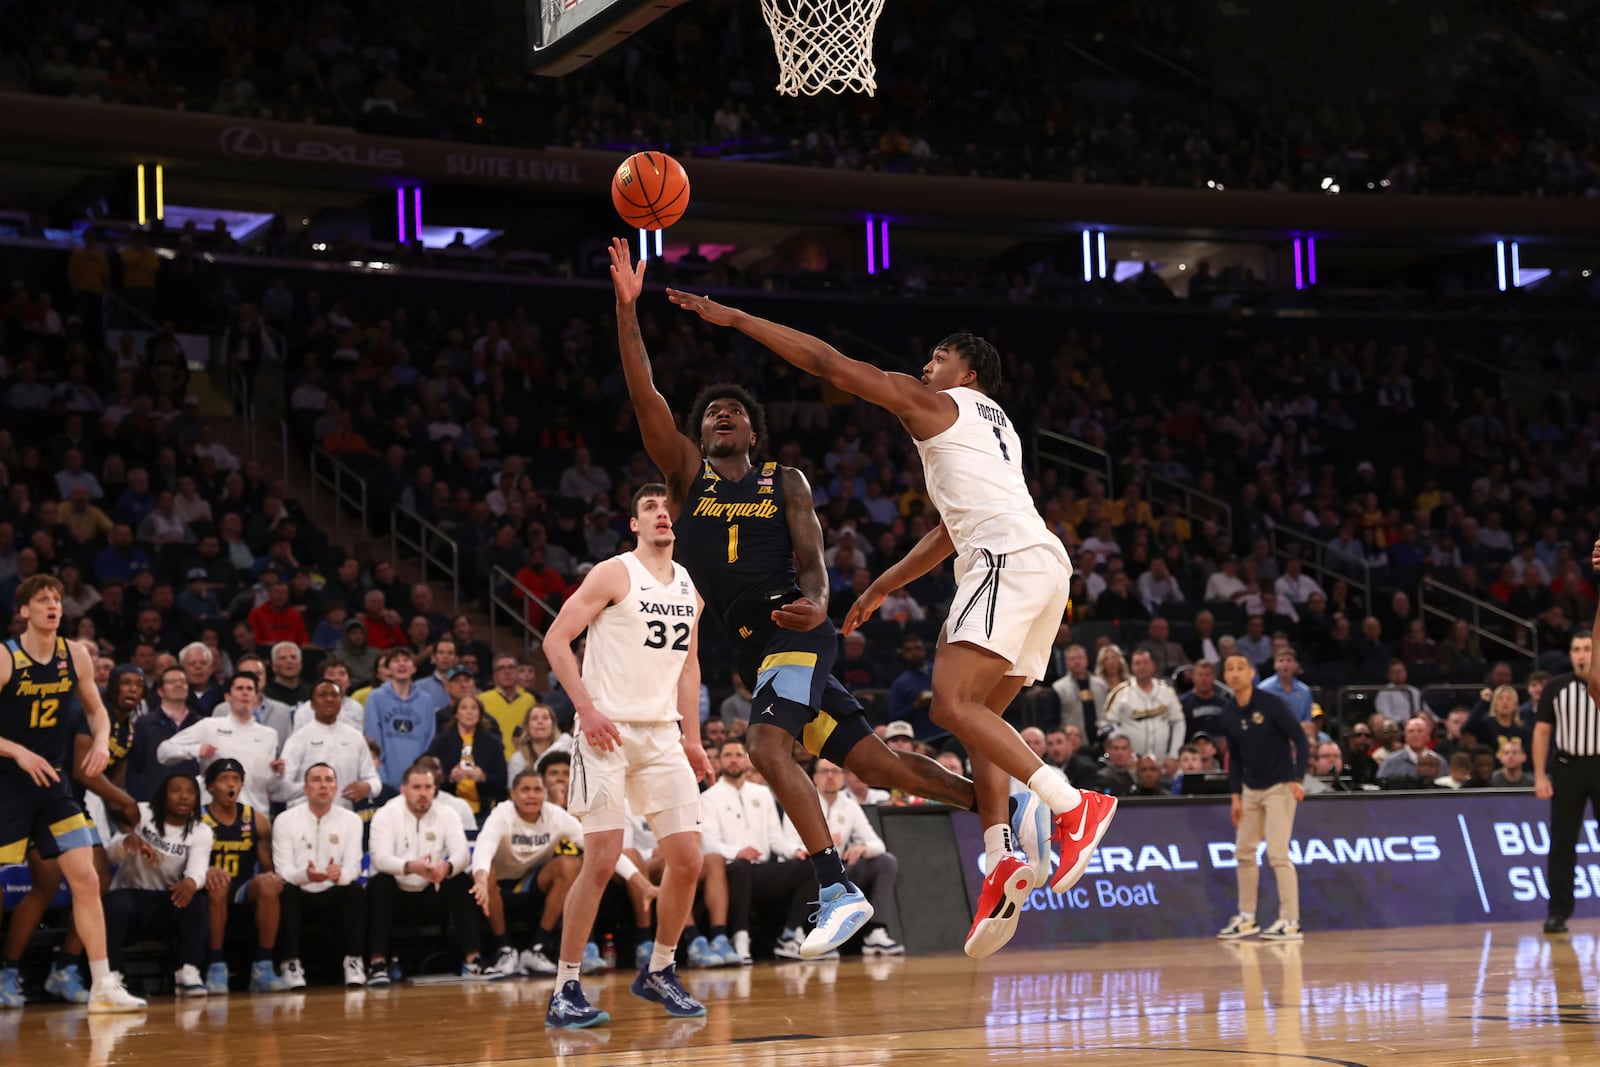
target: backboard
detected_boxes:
[518,0,693,76]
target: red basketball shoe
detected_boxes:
[1048,791,1118,895]
[964,853,1036,959]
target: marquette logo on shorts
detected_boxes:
[692,498,778,521]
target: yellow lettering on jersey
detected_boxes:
[692,498,779,521]
[15,678,74,698]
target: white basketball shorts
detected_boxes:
[569,721,701,838]
[943,543,1072,684]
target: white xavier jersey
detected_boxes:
[581,552,698,723]
[915,386,1063,561]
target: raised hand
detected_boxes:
[609,237,647,306]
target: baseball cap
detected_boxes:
[444,665,473,680]
[186,567,208,581]
[205,757,247,787]
[1191,729,1213,742]
[884,721,915,740]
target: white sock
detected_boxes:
[556,961,581,986]
[89,958,111,985]
[1240,911,1255,923]
[1028,767,1083,815]
[649,942,678,974]
[983,823,1014,870]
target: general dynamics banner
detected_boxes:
[951,793,1600,941]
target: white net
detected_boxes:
[760,0,886,97]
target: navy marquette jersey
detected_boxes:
[0,636,79,792]
[674,460,803,643]
[205,805,261,885]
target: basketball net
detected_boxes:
[760,0,885,97]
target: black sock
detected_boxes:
[811,846,849,888]
[254,947,272,964]
[636,925,655,946]
[50,949,75,971]
[207,949,224,967]
[0,957,15,971]
[710,925,728,941]
[495,933,511,952]
[533,926,554,951]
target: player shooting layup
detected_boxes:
[609,239,1055,960]
[668,291,1118,957]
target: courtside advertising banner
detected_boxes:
[952,792,1599,941]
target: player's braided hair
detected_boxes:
[934,333,1001,395]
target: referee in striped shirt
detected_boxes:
[1534,585,1600,934]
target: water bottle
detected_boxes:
[602,934,617,970]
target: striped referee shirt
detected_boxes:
[1536,673,1600,756]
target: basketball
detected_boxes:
[611,151,691,230]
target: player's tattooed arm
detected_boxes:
[776,466,829,632]
[609,237,699,502]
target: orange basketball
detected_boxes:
[612,151,691,230]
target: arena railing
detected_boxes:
[308,448,370,540]
[1142,469,1233,546]
[1034,429,1115,495]
[1269,523,1373,615]
[391,504,461,615]
[489,565,559,654]
[1419,576,1538,663]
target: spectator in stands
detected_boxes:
[1436,751,1472,789]
[1102,650,1185,774]
[1095,572,1148,621]
[1274,557,1324,606]
[365,763,491,983]
[248,582,308,652]
[1257,649,1314,723]
[94,524,149,584]
[1303,741,1347,794]
[1179,659,1232,739]
[1342,724,1379,786]
[1236,616,1273,670]
[1377,717,1437,780]
[162,671,289,812]
[558,448,612,501]
[264,641,310,708]
[1467,747,1498,788]
[481,655,536,754]
[364,649,436,793]
[272,762,368,989]
[1137,617,1189,676]
[1398,619,1438,666]
[428,693,507,824]
[1137,559,1184,616]
[514,546,569,631]
[1490,739,1530,787]
[700,738,813,961]
[1097,734,1138,797]
[1128,756,1171,797]
[538,750,572,810]
[199,760,289,994]
[1095,645,1128,691]
[1374,660,1425,724]
[1468,684,1534,765]
[281,680,381,809]
[358,591,407,651]
[834,632,889,692]
[1186,610,1224,664]
[507,704,572,780]
[104,771,211,996]
[222,653,294,749]
[887,635,934,734]
[1051,645,1106,740]
[334,619,380,687]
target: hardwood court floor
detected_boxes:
[3,922,1597,1066]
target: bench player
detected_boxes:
[666,292,1118,958]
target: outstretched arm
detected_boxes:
[666,289,955,439]
[610,238,701,498]
[843,523,954,634]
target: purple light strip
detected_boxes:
[413,188,422,242]
[396,188,406,243]
[866,217,876,275]
[1293,238,1303,291]
[1307,236,1317,285]
[880,219,890,270]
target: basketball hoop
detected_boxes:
[760,0,885,97]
